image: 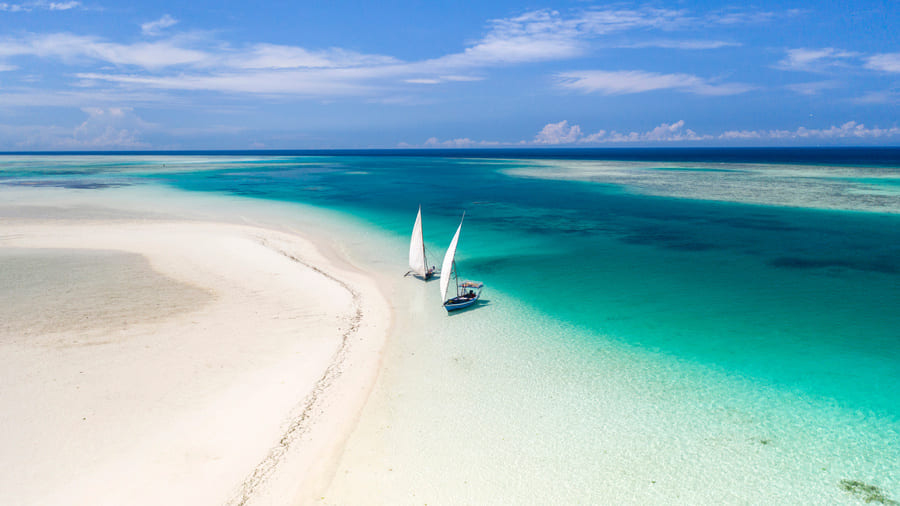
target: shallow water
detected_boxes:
[2,150,899,502]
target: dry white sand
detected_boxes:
[0,197,391,505]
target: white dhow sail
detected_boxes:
[440,216,463,302]
[408,205,427,277]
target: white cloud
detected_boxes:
[707,9,776,25]
[853,90,900,104]
[706,7,804,26]
[76,69,375,96]
[529,119,712,145]
[142,15,178,36]
[413,117,900,148]
[0,123,69,148]
[719,121,900,140]
[580,130,607,143]
[0,0,80,12]
[718,129,763,140]
[429,7,691,69]
[776,47,858,72]
[533,120,582,144]
[557,70,752,96]
[47,1,78,10]
[579,120,712,143]
[423,137,500,148]
[415,120,714,147]
[231,44,398,69]
[440,75,483,82]
[581,6,690,32]
[72,107,153,147]
[404,74,484,84]
[0,33,209,69]
[406,78,441,84]
[85,40,207,68]
[866,53,900,73]
[436,5,788,69]
[786,80,841,95]
[0,32,405,74]
[450,9,585,64]
[616,39,741,50]
[0,107,153,148]
[776,49,900,76]
[636,120,710,142]
[414,119,900,148]
[0,87,184,108]
[0,6,800,103]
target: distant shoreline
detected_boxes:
[1,146,900,166]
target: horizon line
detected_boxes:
[3,145,900,155]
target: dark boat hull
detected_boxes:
[443,293,481,312]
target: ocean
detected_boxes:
[2,148,899,503]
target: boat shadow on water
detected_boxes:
[405,274,440,282]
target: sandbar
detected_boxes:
[0,192,390,505]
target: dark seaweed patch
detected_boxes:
[648,166,740,173]
[1,180,129,189]
[711,216,801,232]
[840,480,898,505]
[620,227,716,252]
[770,256,899,274]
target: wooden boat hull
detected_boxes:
[443,292,481,312]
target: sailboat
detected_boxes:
[407,205,435,280]
[440,213,484,312]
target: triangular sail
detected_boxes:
[408,206,427,277]
[440,216,464,302]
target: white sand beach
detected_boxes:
[0,188,391,505]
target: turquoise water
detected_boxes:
[3,154,900,416]
[146,155,900,418]
[3,151,900,500]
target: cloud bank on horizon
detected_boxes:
[0,1,897,149]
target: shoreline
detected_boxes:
[0,191,392,505]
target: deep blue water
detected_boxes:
[3,150,900,420]
[5,147,900,165]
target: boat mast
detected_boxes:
[439,212,465,303]
[452,259,459,296]
[422,212,428,268]
[453,211,465,296]
[409,205,428,277]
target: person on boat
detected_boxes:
[467,289,475,298]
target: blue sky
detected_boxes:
[0,0,898,149]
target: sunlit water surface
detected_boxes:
[2,149,899,503]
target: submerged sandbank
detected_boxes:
[0,248,212,337]
[503,160,900,213]
[0,189,390,505]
